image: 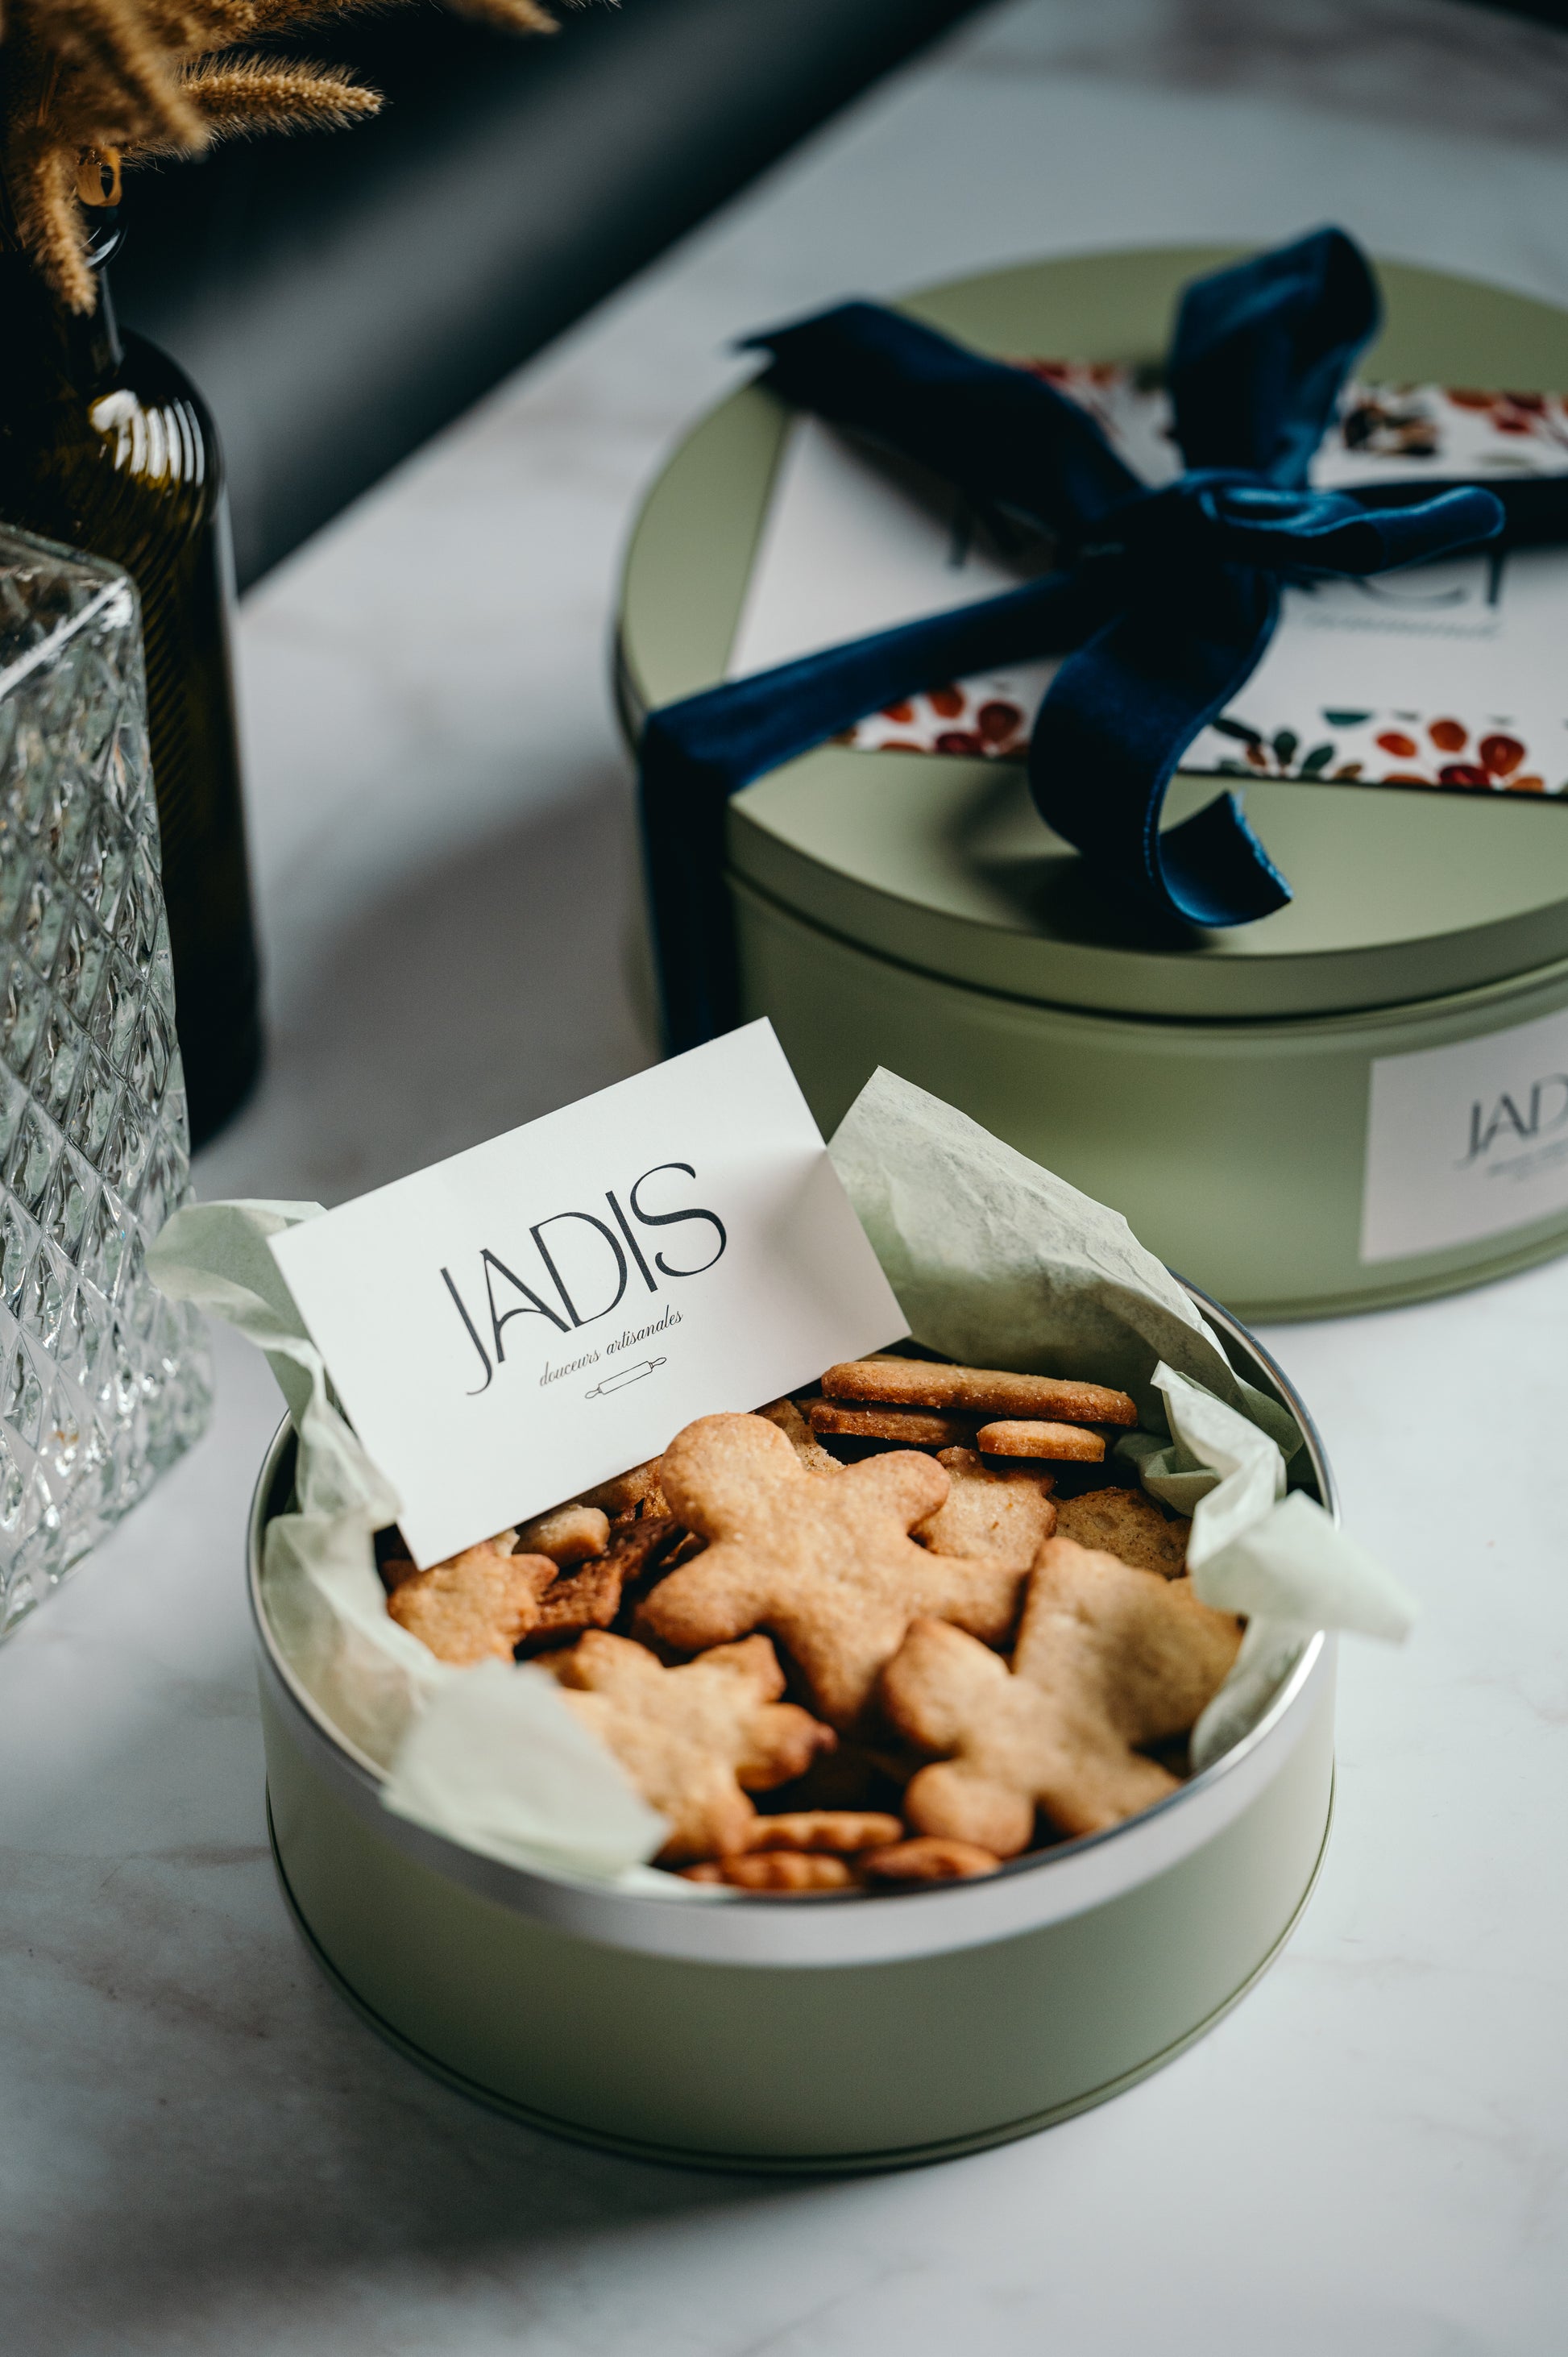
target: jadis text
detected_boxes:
[439,1162,725,1395]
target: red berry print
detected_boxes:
[1479,733,1524,777]
[1376,732,1418,757]
[1428,719,1468,753]
[977,699,1023,745]
[1438,763,1491,788]
[928,686,965,720]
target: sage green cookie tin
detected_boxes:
[251,1293,1336,2175]
[616,249,1568,1319]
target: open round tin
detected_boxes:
[249,1290,1336,2172]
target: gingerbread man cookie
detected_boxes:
[548,1629,834,1863]
[639,1413,1025,1728]
[881,1536,1242,1852]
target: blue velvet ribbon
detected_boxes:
[638,229,1510,1052]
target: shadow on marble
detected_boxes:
[3,1703,820,2353]
[195,766,659,1209]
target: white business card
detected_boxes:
[269,1023,905,1567]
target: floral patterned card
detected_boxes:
[727,369,1568,798]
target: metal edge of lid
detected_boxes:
[727,857,1568,1049]
[247,1288,1338,1972]
[616,248,1568,1023]
[736,750,1568,1024]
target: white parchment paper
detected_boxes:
[831,1075,1414,1772]
[151,1073,1412,1892]
[147,1201,679,1888]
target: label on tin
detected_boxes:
[1360,1004,1568,1261]
[269,1021,904,1567]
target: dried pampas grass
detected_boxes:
[2,0,561,310]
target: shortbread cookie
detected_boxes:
[387,1546,556,1666]
[861,1836,1001,1883]
[516,1556,624,1653]
[882,1537,1243,1850]
[576,1457,670,1524]
[745,1811,904,1853]
[977,1419,1105,1463]
[757,1396,841,1474]
[807,1400,977,1448]
[745,1733,916,1815]
[516,1513,694,1655]
[822,1359,1136,1427]
[550,1630,834,1863]
[641,1413,1025,1728]
[1054,1487,1190,1578]
[378,1550,417,1593]
[512,1503,611,1564]
[380,1525,515,1591]
[681,1853,857,1890]
[604,1513,699,1581]
[914,1447,1057,1568]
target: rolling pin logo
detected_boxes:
[438,1162,724,1396]
[584,1357,666,1400]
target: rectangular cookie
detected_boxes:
[820,1359,1136,1427]
[807,1399,979,1448]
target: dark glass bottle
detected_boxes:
[0,210,262,1147]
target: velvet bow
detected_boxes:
[638,229,1508,1053]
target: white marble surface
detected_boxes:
[5,1,1568,2346]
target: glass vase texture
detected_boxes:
[0,525,211,1635]
[0,235,262,1148]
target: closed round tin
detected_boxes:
[251,1295,1336,2174]
[616,250,1568,1320]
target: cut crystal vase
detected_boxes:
[0,525,210,1633]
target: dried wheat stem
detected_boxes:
[2,0,559,307]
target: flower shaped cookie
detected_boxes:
[550,1629,833,1863]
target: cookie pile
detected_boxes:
[379,1353,1243,1892]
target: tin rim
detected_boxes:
[248,1284,1337,1968]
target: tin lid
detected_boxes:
[618,249,1568,1019]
